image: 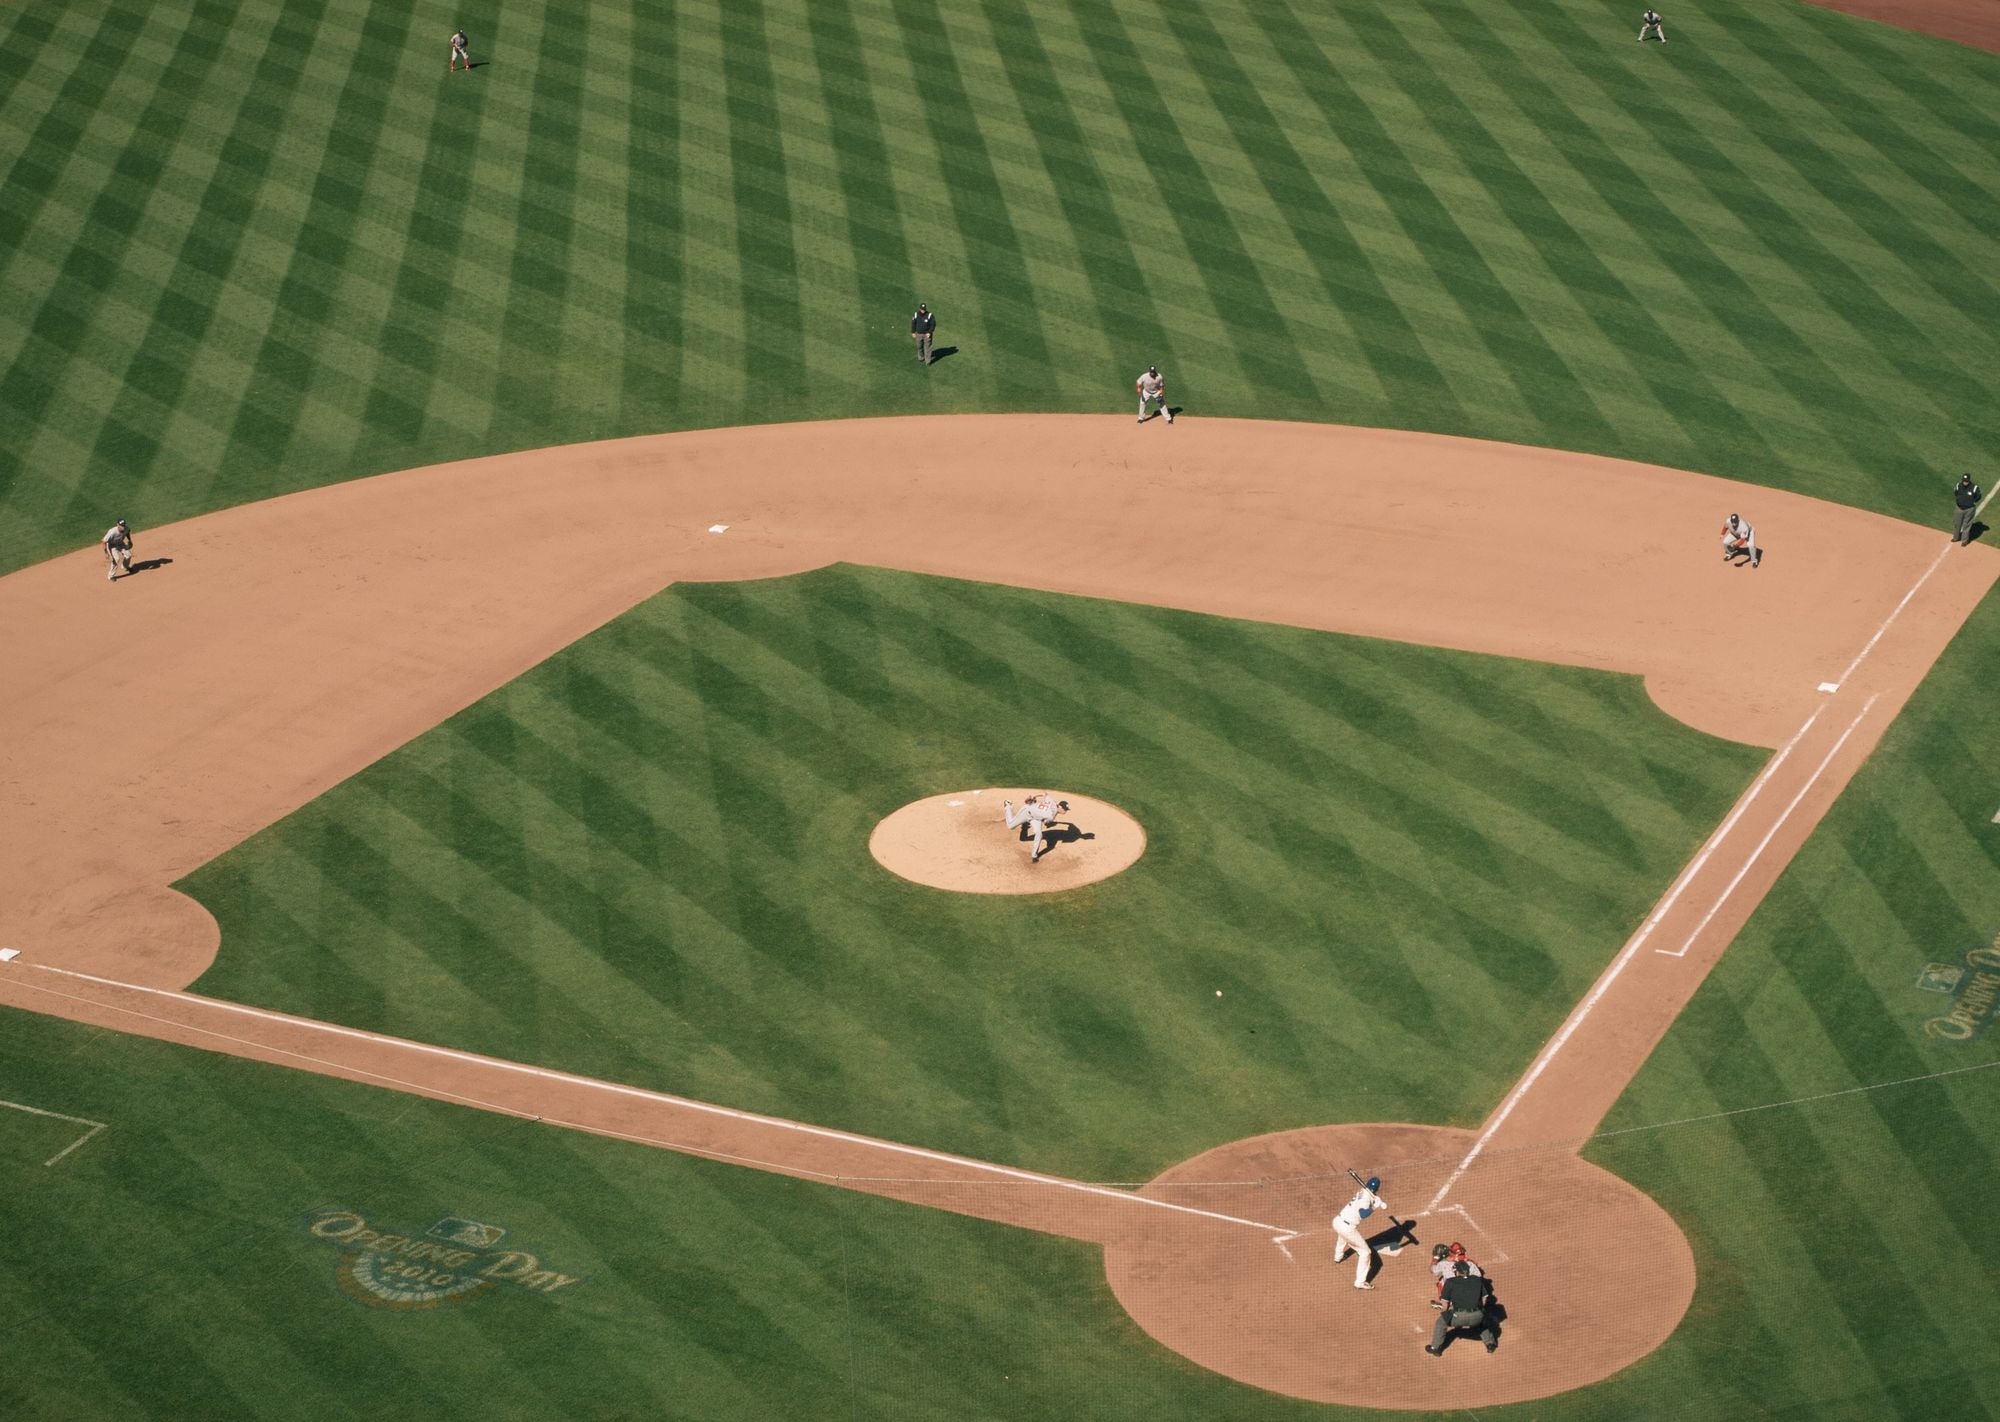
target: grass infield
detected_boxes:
[182,567,1760,1176]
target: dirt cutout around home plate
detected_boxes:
[1106,1122,1693,1410]
[870,790,1145,893]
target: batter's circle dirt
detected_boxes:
[1104,1122,1695,1410]
[869,789,1145,894]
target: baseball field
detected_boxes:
[2,0,1997,1418]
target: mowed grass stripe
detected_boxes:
[620,0,686,422]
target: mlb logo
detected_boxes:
[1915,963,1964,994]
[429,1217,507,1248]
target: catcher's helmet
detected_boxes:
[1431,1243,1451,1262]
[1365,1176,1381,1192]
[1448,1241,1467,1258]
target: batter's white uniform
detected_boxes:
[1003,795,1062,860]
[1135,369,1171,424]
[1330,1185,1389,1287]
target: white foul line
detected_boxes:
[8,963,1290,1238]
[1831,543,1950,689]
[0,1097,109,1167]
[1426,699,1830,1212]
[1646,706,1823,956]
[1667,697,1877,957]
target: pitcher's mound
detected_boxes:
[869,789,1146,894]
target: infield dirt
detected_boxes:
[1,414,1993,1408]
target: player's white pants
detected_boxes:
[1003,802,1048,858]
[1639,22,1665,39]
[1138,391,1167,420]
[1723,532,1758,562]
[1330,1218,1372,1285]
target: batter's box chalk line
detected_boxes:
[0,1098,109,1168]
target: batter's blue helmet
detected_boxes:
[1366,1176,1380,1192]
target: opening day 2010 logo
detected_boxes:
[1915,929,2000,1043]
[300,1208,585,1311]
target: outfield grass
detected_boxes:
[2,0,1997,573]
[182,566,1760,1180]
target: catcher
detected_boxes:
[1721,512,1761,568]
[1429,1241,1485,1300]
[101,517,134,581]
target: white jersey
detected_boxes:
[1136,370,1165,398]
[1023,796,1060,825]
[1334,1187,1386,1228]
[1725,517,1753,541]
[1432,1256,1484,1283]
[102,523,131,549]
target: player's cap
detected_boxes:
[917,303,927,311]
[1365,1175,1381,1192]
[115,516,127,525]
[1147,365,1159,374]
[1057,800,1070,811]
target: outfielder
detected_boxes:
[101,518,134,581]
[1002,794,1069,863]
[1330,1176,1392,1288]
[1721,512,1760,568]
[1135,365,1172,424]
[1638,8,1667,41]
[450,28,472,72]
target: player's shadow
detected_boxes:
[927,345,958,363]
[123,557,175,577]
[1368,1221,1417,1254]
[1964,521,1988,545]
[1018,821,1094,859]
[1724,548,1764,568]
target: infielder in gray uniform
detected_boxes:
[101,518,134,581]
[1722,513,1760,568]
[1136,366,1172,424]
